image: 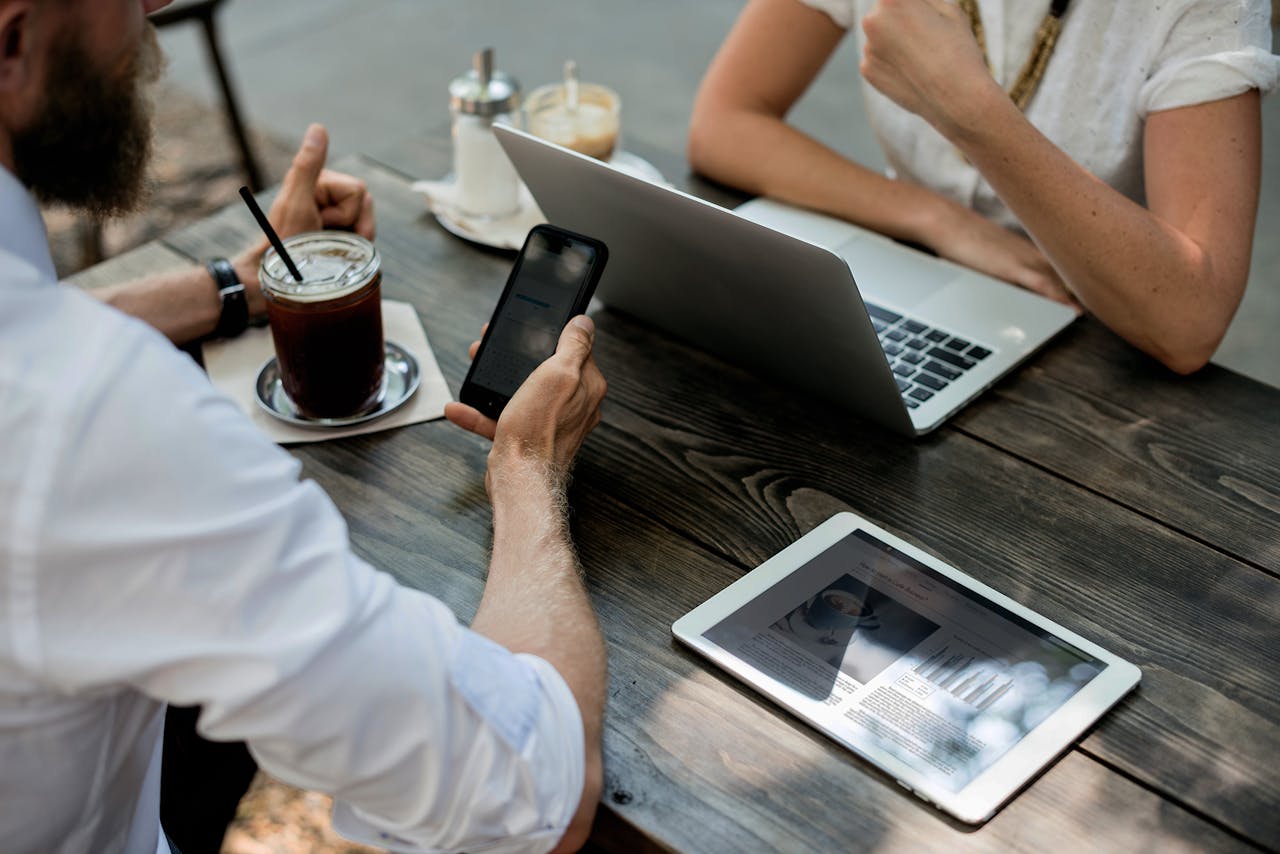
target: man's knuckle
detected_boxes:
[547,363,579,386]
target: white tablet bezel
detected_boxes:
[672,512,1141,824]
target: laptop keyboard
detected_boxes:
[865,302,993,410]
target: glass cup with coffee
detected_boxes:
[525,73,621,161]
[260,232,385,419]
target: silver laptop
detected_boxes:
[494,125,1077,436]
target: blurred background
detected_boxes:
[42,0,1280,850]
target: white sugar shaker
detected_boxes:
[449,47,522,219]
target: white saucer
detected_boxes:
[413,150,665,251]
[412,179,545,251]
[254,341,421,428]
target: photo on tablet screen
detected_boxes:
[703,529,1105,793]
[768,575,939,684]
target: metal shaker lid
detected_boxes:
[450,47,521,116]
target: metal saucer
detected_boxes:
[254,341,421,428]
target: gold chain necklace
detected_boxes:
[957,0,1071,111]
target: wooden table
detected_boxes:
[72,135,1280,852]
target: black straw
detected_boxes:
[238,186,303,282]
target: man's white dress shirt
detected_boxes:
[0,165,583,854]
[798,0,1279,231]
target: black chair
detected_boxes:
[152,0,264,192]
[78,0,265,268]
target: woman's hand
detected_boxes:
[926,200,1081,310]
[859,0,997,135]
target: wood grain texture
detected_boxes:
[952,319,1280,572]
[575,308,1280,843]
[65,241,193,290]
[157,156,1280,847]
[265,401,1256,854]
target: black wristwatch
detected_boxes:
[207,257,249,338]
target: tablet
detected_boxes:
[672,512,1140,824]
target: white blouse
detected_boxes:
[797,0,1279,231]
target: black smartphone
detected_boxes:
[459,224,609,419]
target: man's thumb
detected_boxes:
[556,315,595,366]
[284,123,328,193]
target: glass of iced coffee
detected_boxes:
[260,232,384,419]
[525,79,621,161]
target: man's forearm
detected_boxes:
[470,458,606,736]
[91,248,264,345]
[93,266,222,344]
[469,458,606,851]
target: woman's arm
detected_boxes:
[689,0,1077,304]
[860,0,1262,373]
[689,0,927,240]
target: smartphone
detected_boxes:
[459,224,609,419]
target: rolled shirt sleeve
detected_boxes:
[794,0,857,29]
[332,647,584,853]
[1138,0,1279,115]
[21,300,584,852]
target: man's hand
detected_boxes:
[233,123,377,315]
[267,123,376,241]
[860,0,996,135]
[445,316,607,490]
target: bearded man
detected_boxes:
[0,3,608,853]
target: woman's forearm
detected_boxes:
[940,86,1259,374]
[689,104,947,246]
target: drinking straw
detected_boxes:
[238,186,303,282]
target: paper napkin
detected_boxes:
[203,299,453,445]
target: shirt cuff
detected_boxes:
[329,651,585,854]
[1139,47,1280,115]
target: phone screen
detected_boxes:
[468,229,602,401]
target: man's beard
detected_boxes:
[12,23,164,218]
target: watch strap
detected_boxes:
[207,257,249,339]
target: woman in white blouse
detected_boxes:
[688,0,1279,373]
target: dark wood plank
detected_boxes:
[580,311,1280,844]
[65,241,193,289]
[368,131,1280,572]
[952,318,1280,572]
[159,158,1280,845]
[287,412,1254,854]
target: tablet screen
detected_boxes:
[702,529,1103,794]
